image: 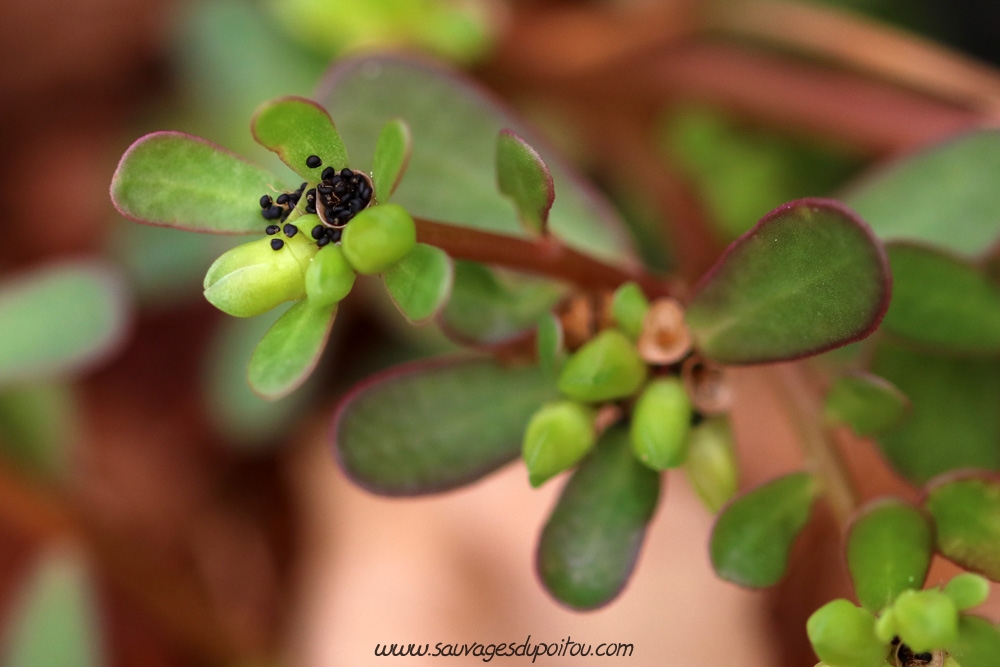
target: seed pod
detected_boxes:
[522,400,597,487]
[203,234,314,317]
[683,416,739,512]
[806,599,886,667]
[557,330,648,402]
[341,204,417,274]
[630,377,692,470]
[892,589,959,653]
[637,297,691,365]
[611,281,649,339]
[305,244,356,307]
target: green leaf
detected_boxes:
[871,343,1000,483]
[824,371,910,438]
[341,203,417,275]
[892,588,959,652]
[557,330,647,403]
[0,383,74,475]
[2,550,105,667]
[842,128,1000,258]
[710,471,819,588]
[683,416,739,513]
[495,129,554,235]
[537,426,661,609]
[947,615,1000,667]
[924,474,1000,581]
[440,262,565,345]
[333,358,558,495]
[881,242,1000,355]
[943,573,990,611]
[846,499,933,612]
[251,96,349,178]
[0,262,128,388]
[522,400,596,488]
[382,243,453,323]
[685,198,890,364]
[806,599,887,667]
[611,282,650,340]
[536,312,564,375]
[371,118,411,202]
[630,378,692,470]
[247,299,336,400]
[317,54,636,264]
[111,131,279,234]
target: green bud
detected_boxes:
[203,233,315,317]
[611,281,649,339]
[630,377,692,470]
[892,589,959,653]
[522,400,596,487]
[557,330,648,402]
[875,609,897,644]
[683,416,739,512]
[807,599,888,667]
[341,203,417,274]
[305,244,356,306]
[943,573,990,611]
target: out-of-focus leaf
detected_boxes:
[685,199,890,364]
[683,416,739,513]
[872,343,1000,483]
[1,550,104,667]
[0,383,74,475]
[824,371,910,438]
[371,118,411,202]
[441,262,565,345]
[843,128,1000,258]
[557,330,647,403]
[251,96,349,178]
[0,262,128,388]
[111,132,279,234]
[846,499,933,611]
[382,243,453,323]
[536,312,564,375]
[537,426,660,609]
[924,474,1000,581]
[806,599,886,667]
[316,54,635,264]
[333,358,557,495]
[881,243,1000,354]
[496,129,554,235]
[947,615,1000,667]
[247,299,336,400]
[710,472,819,588]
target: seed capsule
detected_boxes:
[340,204,417,274]
[305,244,356,306]
[557,330,647,402]
[630,377,692,470]
[522,400,597,487]
[203,234,314,317]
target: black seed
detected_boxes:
[271,238,284,250]
[358,181,372,201]
[305,188,316,201]
[276,193,290,205]
[265,224,280,235]
[321,166,335,180]
[280,210,290,223]
[259,194,273,209]
[297,182,308,193]
[332,181,348,195]
[290,192,301,204]
[347,197,365,213]
[317,184,333,195]
[311,224,326,239]
[329,227,343,243]
[306,155,322,168]
[305,203,317,214]
[340,168,353,178]
[283,224,298,237]
[262,206,282,220]
[316,235,331,247]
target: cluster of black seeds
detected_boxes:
[259,180,311,250]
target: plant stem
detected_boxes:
[415,217,676,298]
[769,363,859,526]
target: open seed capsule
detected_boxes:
[557,329,647,402]
[630,377,692,470]
[305,244,356,307]
[341,204,417,274]
[522,400,597,488]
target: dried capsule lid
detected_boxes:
[637,298,691,365]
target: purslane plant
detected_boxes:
[111,54,1000,667]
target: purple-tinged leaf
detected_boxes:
[924,472,1000,582]
[947,615,1000,667]
[251,96,349,178]
[496,129,554,235]
[371,118,411,203]
[247,299,336,400]
[824,371,910,438]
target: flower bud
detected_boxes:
[943,573,990,611]
[807,599,887,667]
[683,416,739,512]
[204,234,314,317]
[630,377,692,470]
[341,203,417,274]
[557,330,647,402]
[305,244,356,306]
[611,282,649,339]
[522,400,597,487]
[892,589,959,653]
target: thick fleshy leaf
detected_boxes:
[557,330,647,403]
[0,383,74,475]
[316,54,635,264]
[1,550,104,667]
[710,472,819,588]
[440,262,565,345]
[111,131,279,234]
[683,417,739,513]
[944,573,990,611]
[247,299,336,400]
[842,128,1000,258]
[871,343,1000,483]
[611,282,650,340]
[881,243,1000,354]
[0,262,128,388]
[537,426,661,610]
[806,599,886,667]
[333,358,558,495]
[685,198,890,364]
[947,615,1000,667]
[371,118,411,202]
[924,474,1000,581]
[846,499,933,612]
[892,588,959,652]
[496,129,554,235]
[382,243,453,323]
[341,204,417,275]
[522,400,596,488]
[536,312,564,375]
[824,371,910,438]
[251,96,349,178]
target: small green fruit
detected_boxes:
[204,233,314,317]
[807,599,888,667]
[522,400,596,487]
[630,377,692,470]
[683,416,739,512]
[611,282,649,339]
[305,244,356,306]
[943,573,990,611]
[892,589,959,653]
[557,330,647,402]
[341,203,417,274]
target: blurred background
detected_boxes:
[2,0,1000,665]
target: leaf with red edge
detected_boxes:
[496,129,554,235]
[251,96,349,178]
[685,198,890,364]
[924,472,1000,582]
